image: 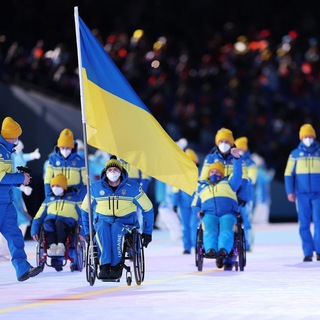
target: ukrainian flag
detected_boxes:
[77,15,198,195]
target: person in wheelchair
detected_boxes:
[192,147,242,270]
[31,174,82,271]
[81,155,154,280]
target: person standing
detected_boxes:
[44,128,86,200]
[284,124,320,262]
[0,116,42,281]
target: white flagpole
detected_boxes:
[74,7,95,247]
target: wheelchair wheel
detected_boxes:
[86,242,98,286]
[36,228,46,271]
[238,228,246,271]
[195,225,204,271]
[75,236,86,272]
[132,231,145,285]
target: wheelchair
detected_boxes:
[36,223,86,272]
[195,214,246,272]
[86,227,145,286]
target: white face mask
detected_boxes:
[52,186,64,196]
[302,138,314,147]
[60,149,72,158]
[107,171,121,182]
[218,142,231,153]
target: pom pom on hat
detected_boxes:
[185,148,199,164]
[208,161,225,177]
[1,117,22,139]
[235,136,248,151]
[57,129,74,148]
[299,124,316,140]
[50,174,68,190]
[215,128,234,146]
[105,155,122,171]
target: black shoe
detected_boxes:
[218,248,228,257]
[303,256,313,262]
[109,264,123,279]
[317,254,320,261]
[183,250,191,254]
[98,264,111,279]
[216,257,223,269]
[18,266,42,282]
[206,249,216,257]
[55,266,63,272]
[223,263,233,271]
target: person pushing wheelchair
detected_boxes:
[81,155,154,280]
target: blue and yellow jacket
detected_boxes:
[30,189,82,237]
[0,136,25,204]
[241,150,257,202]
[199,148,249,202]
[81,168,154,235]
[284,141,320,195]
[192,157,242,217]
[44,145,86,199]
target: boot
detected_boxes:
[109,263,123,279]
[47,244,58,256]
[56,243,65,256]
[98,264,111,279]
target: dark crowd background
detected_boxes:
[1,0,320,183]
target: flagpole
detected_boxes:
[74,6,94,246]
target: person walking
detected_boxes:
[284,123,320,262]
[0,116,42,281]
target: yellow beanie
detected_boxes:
[208,161,225,177]
[185,148,199,164]
[50,174,68,190]
[215,128,234,146]
[299,124,316,140]
[105,155,122,171]
[1,117,22,139]
[57,129,74,148]
[235,136,248,151]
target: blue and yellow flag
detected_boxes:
[78,16,198,195]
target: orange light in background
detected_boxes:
[118,48,127,58]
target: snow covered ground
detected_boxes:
[0,223,320,320]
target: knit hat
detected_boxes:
[57,129,74,148]
[185,148,199,164]
[1,117,22,139]
[50,174,68,190]
[105,155,122,171]
[208,161,225,177]
[235,137,248,151]
[215,128,234,146]
[299,124,316,140]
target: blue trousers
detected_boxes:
[180,206,199,251]
[0,203,32,279]
[202,213,236,254]
[296,194,320,256]
[95,213,137,266]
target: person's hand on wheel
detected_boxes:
[142,233,152,248]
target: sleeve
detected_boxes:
[134,190,154,234]
[44,161,54,196]
[30,203,47,237]
[228,158,243,192]
[284,153,296,195]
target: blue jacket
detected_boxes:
[31,189,82,237]
[284,141,320,195]
[0,136,25,203]
[192,157,242,217]
[44,145,86,199]
[81,167,154,235]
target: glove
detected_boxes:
[20,185,33,196]
[198,211,204,218]
[142,233,152,248]
[30,148,41,160]
[173,205,178,213]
